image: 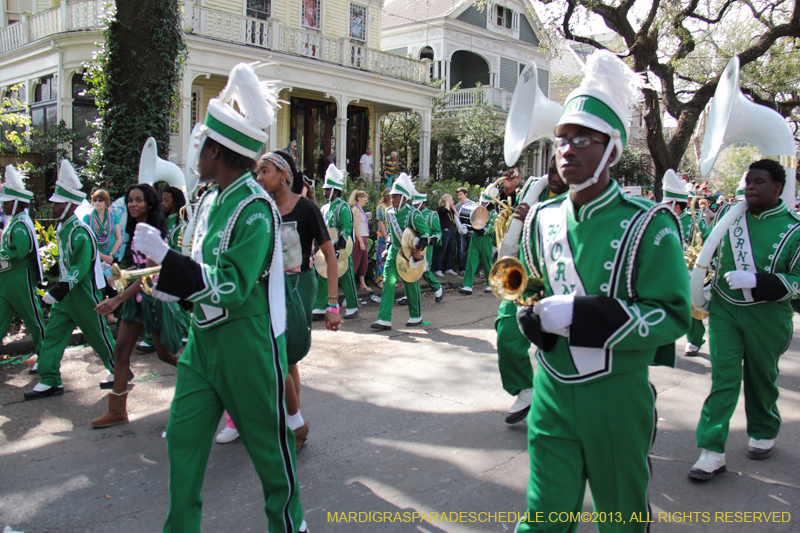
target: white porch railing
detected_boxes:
[0,0,106,54]
[446,87,513,111]
[0,1,430,85]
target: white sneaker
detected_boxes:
[434,271,444,278]
[445,269,458,276]
[505,388,532,424]
[688,449,726,481]
[685,342,701,356]
[216,427,240,444]
[747,438,775,460]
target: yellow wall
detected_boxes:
[190,74,228,120]
[205,0,242,15]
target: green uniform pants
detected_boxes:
[314,257,358,311]
[463,233,493,289]
[378,247,421,323]
[421,271,441,292]
[38,285,115,388]
[518,366,655,533]
[286,269,317,365]
[164,314,304,533]
[0,269,45,355]
[494,300,533,396]
[687,317,706,347]
[695,296,791,453]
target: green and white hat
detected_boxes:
[322,163,344,190]
[1,165,33,203]
[480,182,499,204]
[389,172,414,199]
[661,169,688,203]
[49,160,86,204]
[411,189,426,206]
[202,63,279,160]
[556,50,646,191]
[734,172,747,201]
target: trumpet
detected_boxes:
[485,177,547,306]
[111,264,162,295]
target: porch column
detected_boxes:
[444,60,451,91]
[418,108,431,181]
[335,100,348,172]
[374,112,383,186]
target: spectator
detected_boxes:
[433,194,458,276]
[349,189,371,292]
[359,147,374,184]
[383,151,399,189]
[285,140,297,160]
[454,186,472,275]
[85,189,123,324]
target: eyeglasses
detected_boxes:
[554,135,607,151]
[92,198,105,203]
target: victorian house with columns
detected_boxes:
[0,0,438,187]
[381,0,555,176]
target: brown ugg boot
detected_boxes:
[91,390,129,428]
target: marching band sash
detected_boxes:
[727,212,756,302]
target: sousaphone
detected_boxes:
[314,228,353,278]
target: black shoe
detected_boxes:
[504,406,530,425]
[370,322,391,330]
[435,293,444,303]
[342,309,359,320]
[396,297,408,306]
[135,342,155,354]
[685,349,701,357]
[311,312,326,322]
[688,465,726,482]
[459,287,472,295]
[28,363,38,375]
[24,386,64,400]
[747,447,773,460]
[100,370,134,390]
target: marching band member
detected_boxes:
[311,164,359,320]
[690,159,800,481]
[24,161,117,400]
[371,173,430,330]
[662,170,709,357]
[514,50,690,531]
[459,188,498,295]
[412,191,444,303]
[495,160,567,425]
[161,186,186,251]
[0,166,45,371]
[131,64,306,532]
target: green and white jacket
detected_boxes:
[386,203,430,251]
[49,214,105,301]
[521,180,691,384]
[710,200,800,306]
[320,196,354,242]
[0,210,42,281]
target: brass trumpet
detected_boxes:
[111,264,162,295]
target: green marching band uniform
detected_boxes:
[165,209,193,333]
[461,190,498,293]
[662,169,709,355]
[494,176,559,422]
[693,175,800,473]
[514,51,690,532]
[372,173,430,329]
[133,64,305,532]
[0,165,45,360]
[313,163,359,319]
[28,161,116,395]
[413,191,444,301]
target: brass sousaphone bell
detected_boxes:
[396,227,426,282]
[314,228,354,278]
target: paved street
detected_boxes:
[1,284,798,532]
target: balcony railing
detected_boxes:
[446,87,513,111]
[0,0,105,54]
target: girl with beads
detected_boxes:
[84,189,123,322]
[90,184,186,428]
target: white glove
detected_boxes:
[151,288,180,303]
[724,270,757,290]
[133,223,169,264]
[408,256,420,269]
[533,293,575,337]
[42,292,56,305]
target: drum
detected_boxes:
[459,202,489,230]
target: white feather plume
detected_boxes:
[662,169,685,195]
[3,164,28,192]
[219,63,279,129]
[58,159,82,190]
[580,50,647,122]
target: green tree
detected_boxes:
[84,0,187,198]
[0,84,31,154]
[610,146,654,187]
